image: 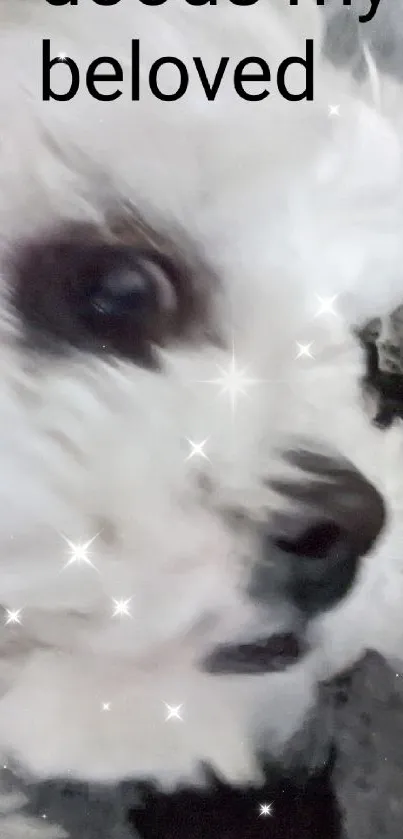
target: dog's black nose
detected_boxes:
[266,450,386,616]
[204,452,386,678]
[272,519,363,615]
[205,452,386,677]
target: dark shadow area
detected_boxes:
[130,758,341,839]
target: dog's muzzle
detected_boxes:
[203,449,386,676]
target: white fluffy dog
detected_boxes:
[0,0,403,834]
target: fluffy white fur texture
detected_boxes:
[0,0,403,834]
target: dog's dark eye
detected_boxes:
[89,253,176,318]
[86,251,176,322]
[12,224,213,366]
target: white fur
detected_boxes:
[0,0,402,833]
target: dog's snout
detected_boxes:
[266,449,387,616]
[205,459,385,677]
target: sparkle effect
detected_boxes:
[164,703,183,721]
[296,342,314,359]
[328,104,340,117]
[315,294,338,317]
[4,609,22,626]
[259,803,274,817]
[57,52,67,61]
[186,438,209,462]
[112,598,132,618]
[62,534,99,570]
[197,341,262,417]
[102,702,111,712]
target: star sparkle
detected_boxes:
[196,341,262,417]
[185,438,209,462]
[295,342,314,359]
[4,609,22,626]
[259,802,274,817]
[112,598,132,618]
[164,703,183,721]
[328,104,340,117]
[102,702,111,712]
[315,294,338,317]
[57,52,67,61]
[62,534,99,571]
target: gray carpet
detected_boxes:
[324,0,403,81]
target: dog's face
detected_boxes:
[0,0,402,793]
